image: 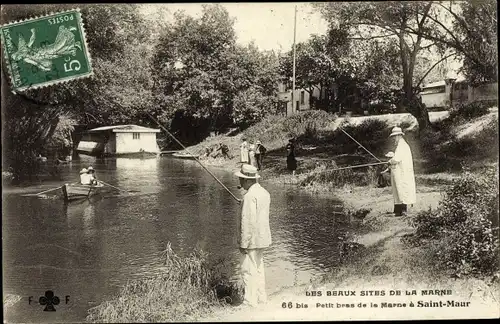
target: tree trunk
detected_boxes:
[415,103,431,132]
[399,31,430,131]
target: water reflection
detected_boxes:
[3,156,349,322]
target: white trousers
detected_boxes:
[240,249,267,306]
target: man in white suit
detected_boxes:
[387,126,417,216]
[235,164,272,307]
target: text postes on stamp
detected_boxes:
[1,8,92,92]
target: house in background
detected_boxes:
[77,125,161,157]
[421,76,497,109]
[276,79,326,115]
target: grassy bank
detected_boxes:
[88,106,499,322]
[86,243,240,322]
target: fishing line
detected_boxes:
[339,127,382,162]
[146,112,240,202]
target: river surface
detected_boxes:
[3,156,346,323]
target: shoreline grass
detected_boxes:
[86,243,240,323]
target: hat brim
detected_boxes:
[234,171,261,179]
[389,131,404,137]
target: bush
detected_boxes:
[422,113,498,171]
[243,110,336,151]
[443,119,499,160]
[448,101,491,123]
[232,88,279,129]
[408,167,499,277]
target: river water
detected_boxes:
[3,156,347,322]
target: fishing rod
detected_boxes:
[146,112,240,202]
[339,127,382,163]
[329,161,388,172]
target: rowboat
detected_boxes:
[172,152,199,159]
[61,182,104,202]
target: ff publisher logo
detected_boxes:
[28,290,70,311]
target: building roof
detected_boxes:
[423,75,467,89]
[88,125,161,133]
[423,80,446,88]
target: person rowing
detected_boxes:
[87,166,98,185]
[79,168,90,185]
[80,167,98,185]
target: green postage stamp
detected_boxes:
[1,8,93,92]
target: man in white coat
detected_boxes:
[387,126,416,216]
[235,164,272,307]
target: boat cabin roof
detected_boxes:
[88,125,161,133]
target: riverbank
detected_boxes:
[191,108,499,321]
[84,108,498,322]
[203,183,499,321]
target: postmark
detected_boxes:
[1,8,93,92]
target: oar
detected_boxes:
[98,180,137,193]
[22,185,63,196]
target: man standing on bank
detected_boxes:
[254,140,267,171]
[235,164,272,307]
[387,126,416,216]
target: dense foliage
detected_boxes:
[151,5,280,135]
[406,167,499,277]
[1,2,497,180]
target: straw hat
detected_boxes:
[235,164,261,179]
[87,166,95,173]
[256,140,262,145]
[389,126,404,137]
[80,168,88,174]
[385,151,395,158]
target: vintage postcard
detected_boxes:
[1,8,92,92]
[2,2,498,323]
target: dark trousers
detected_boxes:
[393,204,408,216]
[255,154,263,170]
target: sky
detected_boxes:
[139,3,329,52]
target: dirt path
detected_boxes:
[202,185,499,321]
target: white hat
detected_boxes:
[385,151,395,158]
[234,164,261,179]
[256,140,262,145]
[80,168,88,174]
[389,126,404,137]
[87,166,94,171]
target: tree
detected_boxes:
[408,0,497,85]
[314,1,453,131]
[152,4,280,138]
[278,31,358,113]
[1,4,154,179]
[152,4,237,133]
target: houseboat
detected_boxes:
[76,125,161,157]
